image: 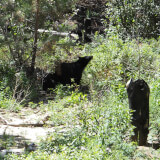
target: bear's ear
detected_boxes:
[88,56,93,60]
[78,56,93,61]
[126,78,134,89]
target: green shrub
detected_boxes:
[0,65,37,110]
[149,79,160,144]
[105,0,160,39]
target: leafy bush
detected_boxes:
[0,64,37,110]
[149,79,160,144]
[81,35,160,95]
[105,0,160,39]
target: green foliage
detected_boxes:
[82,35,160,91]
[43,82,135,158]
[149,79,160,144]
[1,0,160,159]
[14,34,158,159]
[2,24,160,160]
[6,87,136,159]
[40,0,77,23]
[26,86,135,159]
[0,64,37,110]
[0,0,34,67]
[0,135,16,150]
[0,65,19,110]
[0,0,77,71]
[0,64,15,91]
[105,0,160,39]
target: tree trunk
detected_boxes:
[30,0,40,75]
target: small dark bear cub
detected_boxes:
[43,56,93,91]
[126,78,150,146]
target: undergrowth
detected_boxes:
[1,34,160,159]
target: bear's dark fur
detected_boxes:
[43,56,93,91]
[126,78,150,146]
[42,73,57,91]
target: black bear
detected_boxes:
[42,73,56,91]
[126,78,150,146]
[43,56,93,91]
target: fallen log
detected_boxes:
[38,29,78,39]
[0,115,51,127]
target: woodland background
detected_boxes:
[0,0,160,159]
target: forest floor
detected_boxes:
[0,107,160,159]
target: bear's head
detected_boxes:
[78,56,93,67]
